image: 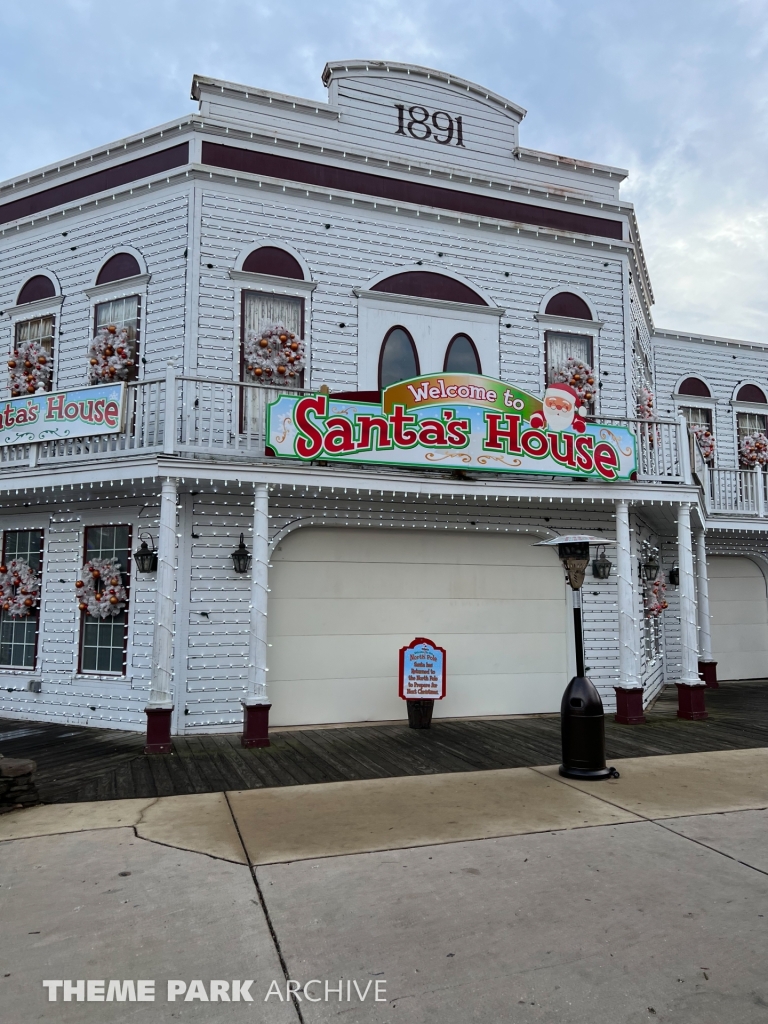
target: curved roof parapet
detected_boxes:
[321,59,527,120]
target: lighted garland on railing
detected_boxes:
[75,558,127,618]
[243,323,305,383]
[88,325,136,384]
[7,340,51,396]
[739,431,768,467]
[692,425,716,462]
[0,559,40,617]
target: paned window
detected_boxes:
[681,406,712,432]
[737,412,767,444]
[0,530,43,669]
[14,316,55,392]
[95,296,140,381]
[79,525,131,674]
[444,334,481,374]
[545,332,593,384]
[379,326,419,389]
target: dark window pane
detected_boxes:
[80,525,130,674]
[0,530,42,669]
[379,328,419,388]
[444,334,481,374]
[677,377,711,398]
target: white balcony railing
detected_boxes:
[0,374,700,494]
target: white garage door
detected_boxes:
[709,555,768,680]
[267,528,569,726]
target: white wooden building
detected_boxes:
[1,60,766,748]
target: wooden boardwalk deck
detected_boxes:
[1,680,767,805]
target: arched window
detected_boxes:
[379,327,419,389]
[96,253,142,285]
[372,272,486,306]
[545,292,593,320]
[242,246,304,280]
[16,275,55,305]
[737,384,767,404]
[444,334,481,374]
[677,377,711,398]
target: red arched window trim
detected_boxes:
[544,292,593,320]
[242,246,305,280]
[736,384,767,404]
[16,275,56,304]
[677,377,711,398]
[96,253,142,285]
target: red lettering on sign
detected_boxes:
[294,394,326,459]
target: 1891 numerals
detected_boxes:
[394,104,465,147]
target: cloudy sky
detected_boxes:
[2,0,766,341]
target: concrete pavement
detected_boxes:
[1,748,767,1022]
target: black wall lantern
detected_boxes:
[134,533,158,573]
[231,533,252,574]
[668,565,680,587]
[641,552,660,581]
[591,545,612,579]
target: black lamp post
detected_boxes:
[133,534,158,573]
[668,565,680,587]
[231,533,252,574]
[536,535,618,781]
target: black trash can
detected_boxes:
[407,699,434,729]
[560,676,617,780]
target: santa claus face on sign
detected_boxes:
[543,387,578,431]
[528,383,588,434]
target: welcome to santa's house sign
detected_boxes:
[267,373,636,481]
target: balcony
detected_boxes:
[1,372,755,521]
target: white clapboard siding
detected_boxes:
[1,189,190,387]
[653,334,768,470]
[198,187,627,409]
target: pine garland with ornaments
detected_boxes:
[243,323,305,383]
[7,339,51,396]
[692,425,716,462]
[88,325,135,384]
[0,559,40,618]
[75,558,127,618]
[552,357,596,406]
[739,431,768,467]
[644,575,669,618]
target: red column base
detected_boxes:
[698,660,719,688]
[614,687,646,724]
[242,703,271,748]
[676,683,708,720]
[144,707,173,754]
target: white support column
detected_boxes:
[677,504,701,686]
[148,478,178,707]
[615,500,642,689]
[245,482,269,706]
[695,528,713,663]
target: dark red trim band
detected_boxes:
[0,143,189,226]
[202,141,624,241]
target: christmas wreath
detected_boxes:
[0,559,40,618]
[7,339,52,397]
[637,386,655,420]
[692,425,715,462]
[739,431,768,467]
[75,558,127,618]
[243,323,305,384]
[88,325,136,384]
[552,357,596,405]
[644,575,669,618]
